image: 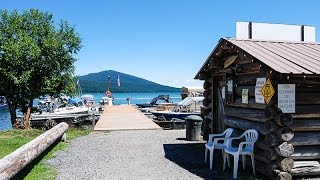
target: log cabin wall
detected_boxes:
[196,38,320,179]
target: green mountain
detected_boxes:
[79,70,179,93]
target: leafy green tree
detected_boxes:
[0,9,81,128]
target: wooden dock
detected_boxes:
[94,105,161,131]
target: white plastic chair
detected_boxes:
[223,129,258,179]
[204,128,234,170]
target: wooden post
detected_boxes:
[0,122,69,179]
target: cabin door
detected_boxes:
[212,75,225,133]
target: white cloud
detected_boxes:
[166,79,203,88]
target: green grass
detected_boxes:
[0,127,92,180]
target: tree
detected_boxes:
[0,9,82,128]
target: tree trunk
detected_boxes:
[6,96,17,126]
[22,99,33,129]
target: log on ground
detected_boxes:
[0,122,69,179]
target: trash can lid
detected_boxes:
[185,115,203,122]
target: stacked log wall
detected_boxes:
[200,42,320,178]
[283,78,320,177]
[221,58,295,179]
[201,75,213,140]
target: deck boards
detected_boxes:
[94,105,161,131]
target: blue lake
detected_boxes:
[0,92,181,131]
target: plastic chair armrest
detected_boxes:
[225,136,243,148]
[208,133,224,143]
[238,142,255,152]
[213,137,228,145]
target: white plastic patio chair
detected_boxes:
[223,129,258,179]
[204,128,234,170]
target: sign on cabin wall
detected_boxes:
[278,84,295,113]
[255,78,266,104]
[226,79,234,104]
[242,89,249,104]
[261,79,275,104]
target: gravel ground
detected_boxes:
[47,129,217,180]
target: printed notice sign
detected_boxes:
[278,84,295,113]
[255,78,266,104]
[242,89,249,104]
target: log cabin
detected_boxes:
[195,37,320,179]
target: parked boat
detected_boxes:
[0,96,8,110]
[151,97,204,121]
[31,95,100,128]
[180,86,204,100]
[137,95,177,113]
[136,95,171,108]
[81,94,95,105]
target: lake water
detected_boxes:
[0,92,181,131]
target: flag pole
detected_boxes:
[107,76,111,92]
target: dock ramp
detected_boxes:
[94,105,161,131]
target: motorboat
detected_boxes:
[100,96,113,105]
[180,86,204,100]
[81,94,95,105]
[151,97,204,121]
[31,96,100,128]
[136,95,171,108]
[0,96,8,110]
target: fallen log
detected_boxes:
[0,122,69,179]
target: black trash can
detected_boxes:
[185,115,203,141]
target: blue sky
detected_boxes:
[1,0,319,87]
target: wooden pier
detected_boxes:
[94,105,161,131]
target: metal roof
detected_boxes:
[225,38,320,74]
[195,38,320,79]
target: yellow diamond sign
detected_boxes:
[261,79,275,104]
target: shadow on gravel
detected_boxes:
[163,143,264,180]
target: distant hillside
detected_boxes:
[79,70,179,93]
